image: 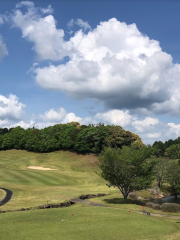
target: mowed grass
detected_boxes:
[0,205,180,240]
[0,189,5,200]
[0,150,115,210]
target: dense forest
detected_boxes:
[0,122,144,154]
[0,122,179,159]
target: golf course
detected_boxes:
[1,149,180,240]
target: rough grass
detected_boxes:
[0,150,115,210]
[0,205,180,240]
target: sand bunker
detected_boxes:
[27,166,58,171]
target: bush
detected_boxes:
[161,203,180,213]
[129,192,138,200]
[152,204,161,210]
[146,202,154,208]
[145,202,161,210]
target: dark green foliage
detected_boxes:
[74,125,110,153]
[152,141,166,157]
[166,162,180,197]
[98,146,154,203]
[164,144,180,159]
[161,203,180,213]
[104,126,132,149]
[0,128,9,135]
[0,122,143,154]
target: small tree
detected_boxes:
[98,146,154,203]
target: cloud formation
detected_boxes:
[68,18,91,30]
[0,94,25,120]
[10,2,180,117]
[12,2,66,60]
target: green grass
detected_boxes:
[1,149,180,239]
[0,150,115,210]
[0,205,180,240]
[0,189,5,200]
[89,192,180,217]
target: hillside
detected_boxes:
[0,149,115,210]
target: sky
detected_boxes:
[0,0,180,145]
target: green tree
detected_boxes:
[166,162,180,199]
[98,146,154,203]
[154,157,169,188]
[164,144,180,159]
[75,125,110,153]
[152,141,166,157]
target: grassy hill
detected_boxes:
[1,150,180,239]
[0,149,116,210]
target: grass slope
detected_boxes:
[0,150,115,210]
[0,205,180,240]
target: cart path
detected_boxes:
[0,187,13,206]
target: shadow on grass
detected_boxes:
[103,198,133,205]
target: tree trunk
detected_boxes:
[158,181,161,189]
[123,193,128,203]
[175,194,178,200]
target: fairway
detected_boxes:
[0,205,180,240]
[0,150,112,210]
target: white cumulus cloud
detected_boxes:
[11,2,67,60]
[95,110,132,127]
[8,2,180,122]
[0,94,25,120]
[40,107,67,122]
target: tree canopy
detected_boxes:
[98,146,154,203]
[0,123,143,154]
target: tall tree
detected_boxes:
[166,162,180,199]
[154,157,169,188]
[98,146,154,203]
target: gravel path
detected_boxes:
[0,187,13,206]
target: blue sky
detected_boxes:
[0,0,180,144]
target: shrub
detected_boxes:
[145,202,154,208]
[129,192,138,200]
[161,203,180,212]
[152,204,161,210]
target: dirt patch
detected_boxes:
[27,166,58,170]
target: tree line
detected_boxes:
[151,138,180,159]
[0,122,144,153]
